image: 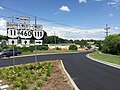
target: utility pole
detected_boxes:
[104,24,110,37]
[54,31,56,49]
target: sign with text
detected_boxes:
[33,30,44,40]
[7,28,18,38]
[19,30,32,39]
[6,22,18,29]
[20,17,30,23]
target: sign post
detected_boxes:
[6,16,45,67]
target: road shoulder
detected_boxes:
[86,54,120,69]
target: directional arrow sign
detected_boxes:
[8,39,18,45]
[21,39,30,45]
[35,40,42,45]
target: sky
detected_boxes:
[0,0,120,40]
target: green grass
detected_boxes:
[89,52,120,65]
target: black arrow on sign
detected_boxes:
[36,41,41,44]
[24,41,27,44]
[12,40,14,44]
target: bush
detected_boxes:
[102,34,120,55]
[69,45,77,50]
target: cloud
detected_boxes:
[44,25,106,40]
[0,6,4,10]
[0,18,7,36]
[107,0,120,7]
[79,0,87,3]
[59,6,70,12]
[94,0,102,1]
[0,19,120,40]
[108,13,113,17]
[114,27,119,30]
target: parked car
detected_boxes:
[0,49,22,58]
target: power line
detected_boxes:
[0,5,75,28]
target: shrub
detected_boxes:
[36,81,43,88]
[69,45,77,50]
[102,34,120,55]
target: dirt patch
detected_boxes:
[41,60,75,90]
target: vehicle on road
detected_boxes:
[0,49,22,58]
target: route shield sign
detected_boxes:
[21,39,30,45]
[19,30,32,39]
[35,40,42,45]
[33,30,44,39]
[7,28,18,38]
[8,39,18,45]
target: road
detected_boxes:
[0,52,120,90]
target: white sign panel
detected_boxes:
[33,24,43,30]
[7,28,18,38]
[8,39,18,45]
[19,24,30,29]
[35,40,42,45]
[33,30,44,39]
[20,17,30,23]
[6,22,18,29]
[19,30,32,38]
[21,39,30,45]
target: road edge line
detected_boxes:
[86,54,120,69]
[60,60,80,90]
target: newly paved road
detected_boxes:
[0,52,120,90]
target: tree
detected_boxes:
[102,34,120,55]
[69,45,77,50]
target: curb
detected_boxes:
[9,52,80,58]
[86,54,120,69]
[60,60,80,90]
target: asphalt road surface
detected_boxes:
[0,52,120,90]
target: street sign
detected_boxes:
[8,39,18,45]
[35,40,42,45]
[21,39,30,45]
[19,24,30,29]
[6,22,18,29]
[33,30,44,39]
[19,30,32,38]
[7,28,18,38]
[33,24,43,30]
[20,17,30,23]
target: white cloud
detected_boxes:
[59,6,70,12]
[114,27,119,30]
[79,0,87,3]
[0,6,4,10]
[109,13,113,17]
[0,18,7,35]
[94,0,102,1]
[107,0,120,7]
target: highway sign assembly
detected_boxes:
[6,17,45,46]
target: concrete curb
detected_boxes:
[60,60,80,90]
[86,54,120,69]
[9,52,80,58]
